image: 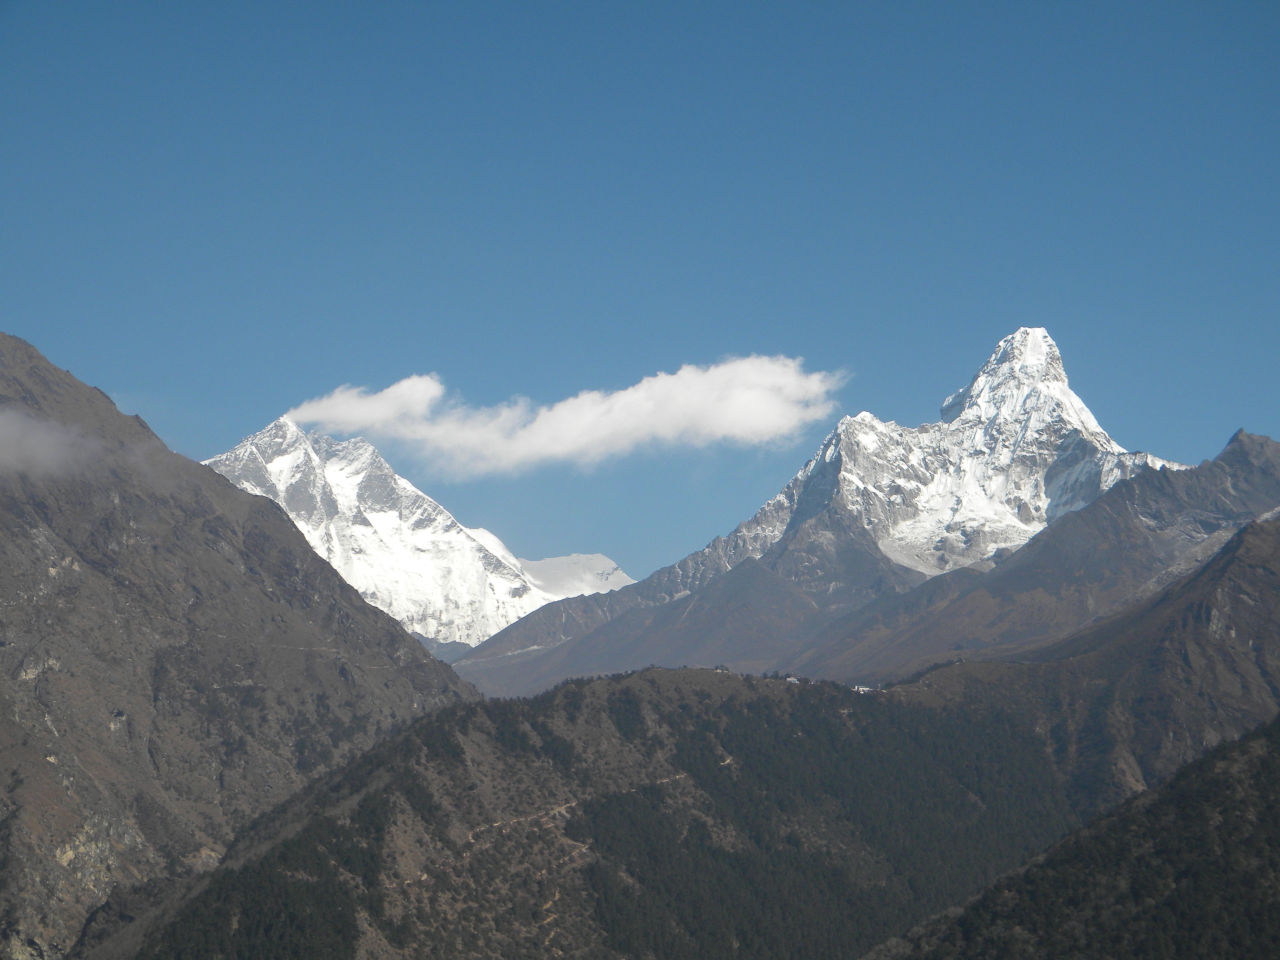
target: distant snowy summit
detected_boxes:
[830,325,1182,573]
[520,554,635,597]
[662,326,1183,592]
[205,418,633,653]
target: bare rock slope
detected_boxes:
[0,334,474,958]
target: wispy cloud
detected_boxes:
[287,356,844,477]
[0,409,95,474]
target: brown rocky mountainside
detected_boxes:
[0,334,475,958]
[891,513,1280,809]
[76,669,1084,960]
[74,515,1280,959]
[863,702,1280,959]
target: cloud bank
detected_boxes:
[287,356,843,477]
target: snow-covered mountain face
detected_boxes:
[519,554,635,597]
[206,419,632,648]
[672,327,1182,585]
[832,327,1180,573]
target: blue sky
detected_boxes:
[2,1,1277,577]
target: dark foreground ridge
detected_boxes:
[0,333,474,957]
[87,515,1280,958]
[864,711,1280,959]
[78,669,1081,960]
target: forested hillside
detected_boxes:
[78,670,1080,959]
[864,713,1280,959]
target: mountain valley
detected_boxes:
[3,326,1280,959]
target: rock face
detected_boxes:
[0,334,475,959]
[206,419,632,652]
[458,328,1176,695]
[837,326,1174,573]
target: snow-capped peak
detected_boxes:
[939,327,1108,439]
[664,328,1184,586]
[206,418,632,650]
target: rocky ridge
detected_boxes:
[0,334,474,958]
[789,430,1280,683]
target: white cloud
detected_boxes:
[286,356,844,477]
[0,409,95,474]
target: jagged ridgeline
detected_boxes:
[460,333,1280,701]
[78,671,1080,960]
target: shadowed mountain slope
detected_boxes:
[75,670,1082,960]
[863,711,1280,960]
[455,559,824,695]
[889,513,1280,808]
[74,512,1280,958]
[0,334,474,958]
